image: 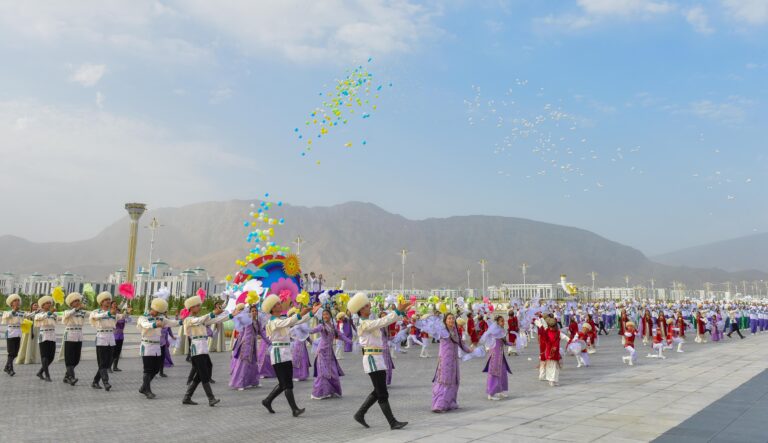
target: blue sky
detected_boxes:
[0,0,766,255]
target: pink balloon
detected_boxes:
[180,308,190,319]
[409,295,417,303]
[119,283,135,300]
[407,310,416,318]
[235,291,248,305]
[197,288,207,302]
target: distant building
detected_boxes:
[489,283,570,301]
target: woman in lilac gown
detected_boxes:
[342,315,355,352]
[291,322,312,381]
[482,316,513,400]
[379,311,396,385]
[230,305,270,390]
[159,325,174,377]
[256,311,275,379]
[309,309,352,399]
[431,313,472,412]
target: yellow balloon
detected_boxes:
[21,319,32,335]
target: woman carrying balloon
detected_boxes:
[429,312,472,412]
[308,308,351,399]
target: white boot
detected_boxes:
[576,356,583,368]
[676,342,684,353]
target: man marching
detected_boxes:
[182,295,241,406]
[61,292,87,385]
[137,296,182,399]
[348,292,413,430]
[2,294,24,376]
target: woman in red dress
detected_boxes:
[506,310,519,355]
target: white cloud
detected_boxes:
[209,87,233,104]
[0,1,439,64]
[69,63,106,87]
[0,100,252,241]
[685,6,714,34]
[687,97,755,124]
[176,0,440,62]
[537,0,673,30]
[722,0,768,25]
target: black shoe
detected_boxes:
[183,380,200,405]
[44,375,52,382]
[353,393,377,428]
[202,382,220,407]
[103,381,111,391]
[262,385,282,414]
[285,388,304,417]
[379,399,408,430]
[112,359,122,372]
[209,379,215,384]
[37,370,45,381]
[182,397,198,405]
[159,371,167,378]
[8,369,15,377]
[92,381,102,389]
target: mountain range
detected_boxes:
[652,233,768,274]
[0,200,764,289]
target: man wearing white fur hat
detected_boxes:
[61,292,87,385]
[349,292,413,430]
[182,295,242,406]
[260,294,319,417]
[137,294,182,399]
[89,292,123,391]
[2,294,24,376]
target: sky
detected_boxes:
[0,0,766,256]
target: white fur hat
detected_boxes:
[38,295,54,307]
[96,291,112,305]
[262,294,281,314]
[347,292,369,314]
[65,292,83,307]
[184,295,202,310]
[151,298,169,314]
[581,322,592,331]
[5,294,20,306]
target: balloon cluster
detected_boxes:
[294,58,391,165]
[229,193,290,278]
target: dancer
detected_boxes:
[647,327,666,359]
[261,294,317,417]
[290,315,312,382]
[622,321,638,366]
[567,323,590,368]
[136,296,181,399]
[34,295,58,382]
[727,307,744,339]
[641,309,653,346]
[430,312,472,412]
[349,292,412,430]
[380,311,396,385]
[506,310,519,356]
[182,295,241,406]
[159,322,175,377]
[406,315,423,349]
[542,315,562,387]
[482,316,513,400]
[90,292,121,391]
[230,304,269,390]
[111,301,131,373]
[335,312,348,359]
[467,313,479,347]
[61,292,86,385]
[419,321,432,358]
[309,308,351,399]
[15,302,39,366]
[2,294,24,376]
[694,311,708,343]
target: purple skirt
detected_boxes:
[229,355,260,389]
[432,382,460,412]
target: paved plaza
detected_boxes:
[1,329,767,443]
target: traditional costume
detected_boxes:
[136,297,181,399]
[2,294,24,376]
[61,292,86,385]
[34,296,58,382]
[481,323,513,399]
[89,292,122,391]
[309,314,351,399]
[229,307,269,390]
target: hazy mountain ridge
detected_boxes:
[652,233,768,274]
[1,200,765,288]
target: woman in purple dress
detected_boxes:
[342,314,355,353]
[230,305,269,390]
[379,311,396,385]
[111,302,131,372]
[159,325,175,377]
[257,312,275,379]
[431,313,472,412]
[309,309,352,399]
[482,316,513,401]
[291,322,312,381]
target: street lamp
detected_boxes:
[479,259,488,298]
[293,235,306,256]
[143,217,163,313]
[398,249,409,293]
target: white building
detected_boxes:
[134,263,222,298]
[0,272,19,295]
[489,283,570,301]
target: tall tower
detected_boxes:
[124,203,147,286]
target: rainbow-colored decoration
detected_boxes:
[233,254,302,293]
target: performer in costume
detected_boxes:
[641,309,653,346]
[431,312,472,412]
[261,294,317,416]
[89,292,122,391]
[406,315,424,349]
[309,308,351,399]
[15,302,39,366]
[335,312,349,359]
[290,315,312,382]
[482,316,513,400]
[506,310,519,356]
[622,321,638,366]
[542,315,562,386]
[727,307,744,339]
[2,294,24,376]
[618,308,629,345]
[159,324,175,377]
[379,311,398,385]
[61,292,86,385]
[646,327,666,359]
[136,297,182,399]
[230,304,269,390]
[111,300,131,372]
[467,313,479,347]
[695,311,708,343]
[349,292,412,430]
[34,296,58,382]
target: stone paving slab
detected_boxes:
[1,328,767,442]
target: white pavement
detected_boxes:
[351,334,768,443]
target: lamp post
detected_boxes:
[293,235,305,256]
[144,217,163,312]
[124,203,146,289]
[479,259,487,298]
[399,249,409,293]
[589,271,597,303]
[521,262,528,300]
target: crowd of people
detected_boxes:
[2,291,765,431]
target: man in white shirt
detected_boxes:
[348,292,413,430]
